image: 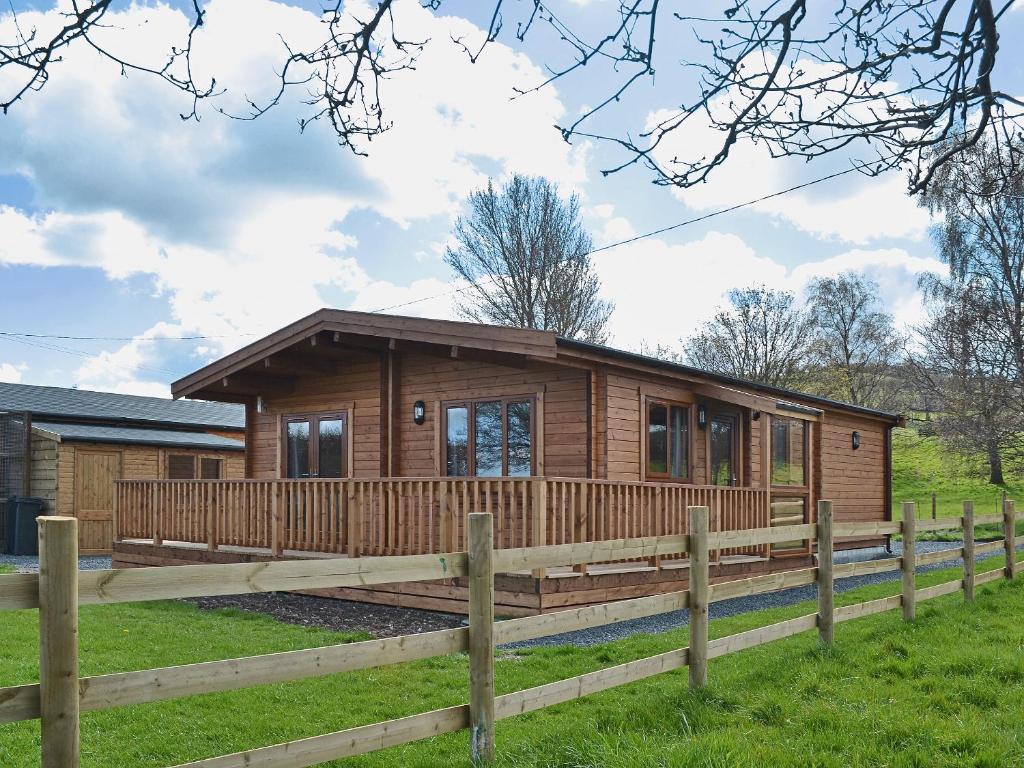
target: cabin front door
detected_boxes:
[74,449,121,554]
[709,412,740,486]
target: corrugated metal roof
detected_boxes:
[33,421,245,450]
[0,382,244,429]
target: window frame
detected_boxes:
[441,395,537,478]
[279,410,350,479]
[769,416,810,491]
[644,398,694,483]
[166,453,197,480]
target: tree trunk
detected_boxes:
[987,440,1005,485]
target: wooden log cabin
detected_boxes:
[112,309,904,614]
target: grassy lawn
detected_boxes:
[0,565,13,575]
[892,428,1024,520]
[2,554,1023,767]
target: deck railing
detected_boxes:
[115,477,773,564]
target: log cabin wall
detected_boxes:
[817,411,888,528]
[248,350,382,479]
[394,352,590,478]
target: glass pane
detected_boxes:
[199,458,222,480]
[506,401,532,476]
[446,407,469,476]
[318,418,344,478]
[474,401,503,476]
[648,403,668,475]
[286,420,311,478]
[772,419,806,486]
[168,454,196,480]
[670,406,689,479]
[710,417,735,486]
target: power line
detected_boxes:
[0,331,254,342]
[371,164,862,313]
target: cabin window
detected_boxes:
[647,401,690,480]
[167,455,223,480]
[771,418,807,487]
[199,458,223,480]
[282,412,348,479]
[167,454,196,480]
[444,397,534,477]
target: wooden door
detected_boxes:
[74,449,121,553]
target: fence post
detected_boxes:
[1004,498,1017,581]
[688,505,709,689]
[963,500,975,602]
[468,512,495,764]
[901,502,916,621]
[531,479,547,579]
[38,516,80,768]
[816,500,834,646]
[271,482,282,557]
[931,492,937,520]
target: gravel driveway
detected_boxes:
[0,554,111,572]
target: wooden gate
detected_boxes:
[74,450,121,554]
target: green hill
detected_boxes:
[892,427,1023,519]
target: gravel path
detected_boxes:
[0,554,111,572]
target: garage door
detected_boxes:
[75,450,121,553]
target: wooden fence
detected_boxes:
[115,477,773,563]
[1,498,1019,767]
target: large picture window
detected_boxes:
[771,417,807,487]
[444,397,534,477]
[282,412,348,479]
[646,400,690,481]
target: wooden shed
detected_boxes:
[0,383,245,554]
[112,310,903,613]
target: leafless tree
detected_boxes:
[920,133,1024,391]
[684,286,814,388]
[909,282,1020,484]
[3,2,1020,189]
[805,272,905,408]
[444,175,612,343]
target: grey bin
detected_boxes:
[4,496,47,555]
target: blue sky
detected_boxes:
[1,0,1022,395]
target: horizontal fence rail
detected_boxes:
[3,497,1020,767]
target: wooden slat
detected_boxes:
[834,595,902,622]
[917,517,964,532]
[0,572,41,611]
[707,524,815,550]
[833,521,901,537]
[976,568,1004,586]
[975,513,1004,526]
[708,568,817,603]
[832,558,901,579]
[916,548,964,566]
[492,534,690,573]
[915,579,963,601]
[172,705,470,768]
[707,614,818,659]
[976,540,1005,555]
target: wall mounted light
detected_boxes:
[256,396,265,414]
[413,400,426,425]
[697,404,708,430]
[852,431,861,450]
[751,410,761,421]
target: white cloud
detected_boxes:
[0,362,27,383]
[588,208,945,352]
[0,0,581,391]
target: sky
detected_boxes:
[1,0,1022,396]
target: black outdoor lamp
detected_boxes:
[697,403,707,430]
[413,400,426,425]
[852,431,861,450]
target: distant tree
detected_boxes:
[684,286,814,388]
[805,272,905,409]
[909,283,1021,485]
[445,175,613,343]
[921,135,1024,397]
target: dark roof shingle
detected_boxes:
[33,421,245,450]
[0,382,244,429]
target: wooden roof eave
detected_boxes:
[554,346,900,425]
[172,309,558,401]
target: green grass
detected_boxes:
[892,428,1024,530]
[0,565,13,575]
[3,554,1024,767]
